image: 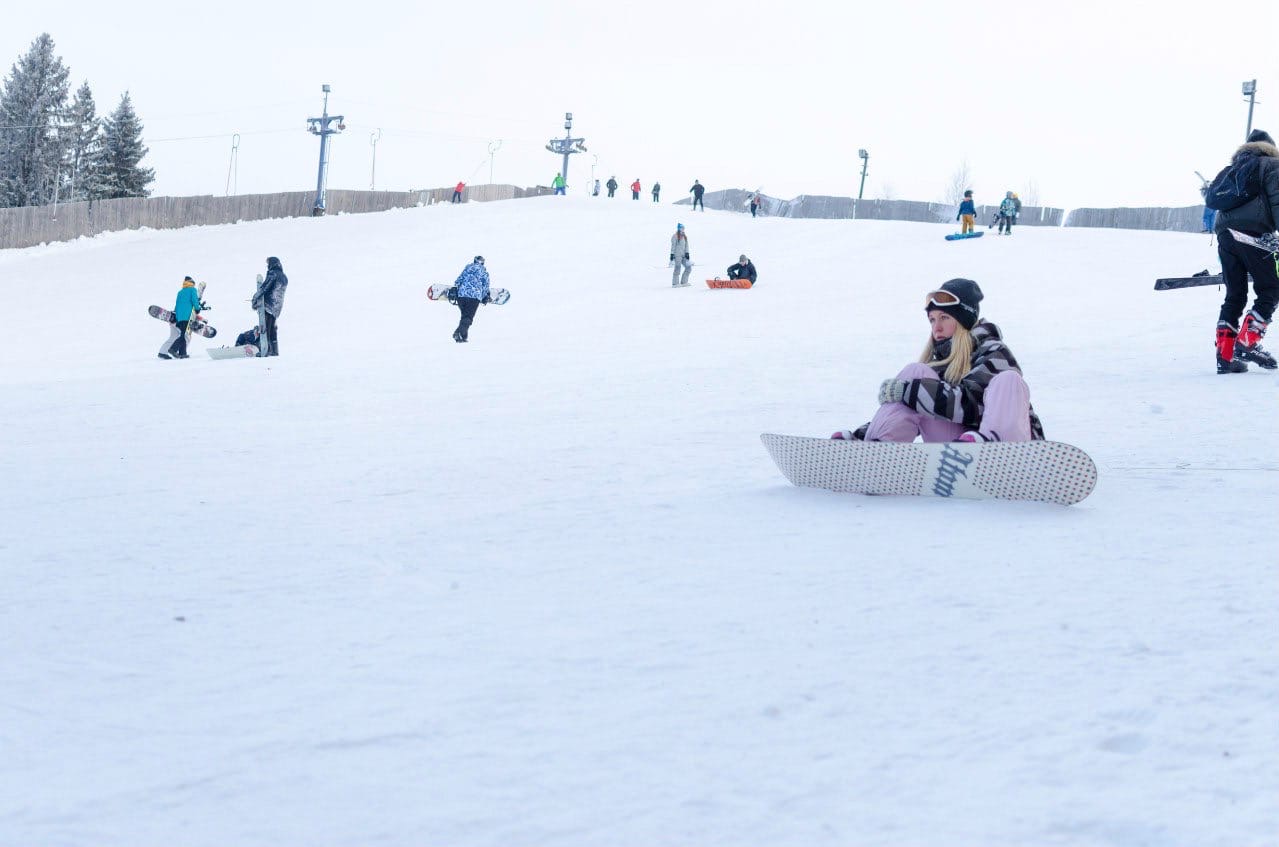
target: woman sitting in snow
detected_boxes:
[832,278,1044,443]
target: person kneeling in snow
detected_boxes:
[726,254,757,285]
[831,278,1044,443]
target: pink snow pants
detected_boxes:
[864,362,1033,442]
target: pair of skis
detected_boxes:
[1153,229,1272,290]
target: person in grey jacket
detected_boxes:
[250,256,288,356]
[1212,128,1279,373]
[669,224,692,287]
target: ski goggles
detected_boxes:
[925,289,962,309]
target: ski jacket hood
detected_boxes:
[1214,140,1279,235]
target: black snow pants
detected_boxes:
[455,297,481,340]
[1218,228,1279,325]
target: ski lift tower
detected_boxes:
[307,84,346,216]
[545,112,587,187]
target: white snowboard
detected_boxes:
[761,434,1097,505]
[207,344,258,359]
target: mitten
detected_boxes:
[878,379,908,405]
[669,254,674,261]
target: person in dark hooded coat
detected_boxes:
[251,256,288,356]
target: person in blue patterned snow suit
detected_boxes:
[452,256,491,342]
[250,256,288,356]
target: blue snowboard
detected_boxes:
[945,231,984,241]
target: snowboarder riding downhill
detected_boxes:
[831,278,1044,443]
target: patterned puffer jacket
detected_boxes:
[252,257,289,317]
[454,261,490,301]
[852,319,1046,439]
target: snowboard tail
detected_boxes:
[207,344,258,359]
[761,434,1097,505]
[706,278,753,289]
[148,305,217,338]
[427,283,510,305]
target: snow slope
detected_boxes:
[1,197,1275,846]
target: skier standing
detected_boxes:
[690,179,705,211]
[956,190,976,234]
[726,255,757,285]
[670,224,692,287]
[251,257,288,356]
[451,256,491,342]
[606,176,618,198]
[997,192,1016,235]
[831,278,1044,442]
[158,276,205,359]
[631,178,641,200]
[652,182,661,202]
[1211,128,1279,373]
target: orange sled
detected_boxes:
[706,278,753,289]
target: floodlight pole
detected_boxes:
[369,129,381,191]
[488,139,502,184]
[545,112,587,186]
[854,148,869,219]
[307,84,346,216]
[1243,80,1257,140]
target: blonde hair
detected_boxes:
[920,322,975,384]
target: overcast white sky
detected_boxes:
[5,1,1278,209]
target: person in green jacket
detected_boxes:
[552,174,566,195]
[160,276,205,359]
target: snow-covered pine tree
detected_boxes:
[0,33,71,208]
[98,91,154,199]
[63,81,103,202]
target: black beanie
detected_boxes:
[1248,129,1275,145]
[926,278,984,329]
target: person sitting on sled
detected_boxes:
[831,278,1045,443]
[726,254,757,285]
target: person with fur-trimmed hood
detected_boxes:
[831,278,1045,443]
[1211,128,1279,373]
[251,257,288,356]
[451,255,491,342]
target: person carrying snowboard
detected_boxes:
[670,224,692,287]
[997,191,1016,235]
[251,256,288,356]
[451,255,491,342]
[956,190,976,234]
[652,181,661,203]
[606,176,618,198]
[726,254,757,285]
[690,179,705,211]
[1211,128,1279,373]
[631,178,641,200]
[158,276,206,359]
[831,278,1044,443]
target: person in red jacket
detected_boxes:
[452,181,465,203]
[630,178,641,200]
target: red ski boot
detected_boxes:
[1216,322,1248,374]
[1235,310,1277,369]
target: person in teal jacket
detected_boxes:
[160,276,205,359]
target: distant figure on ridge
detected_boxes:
[690,179,705,211]
[631,178,641,200]
[606,176,618,198]
[750,194,762,217]
[452,181,465,203]
[552,174,566,195]
[652,181,661,203]
[956,190,976,234]
[593,178,600,197]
